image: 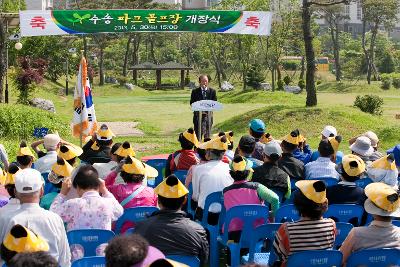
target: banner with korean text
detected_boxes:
[19,10,272,37]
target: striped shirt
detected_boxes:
[304,157,340,180]
[273,218,336,266]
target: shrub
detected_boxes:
[354,95,383,115]
[298,79,305,90]
[283,75,291,86]
[246,64,265,89]
[117,76,129,86]
[393,77,400,89]
[381,76,392,90]
[281,60,300,71]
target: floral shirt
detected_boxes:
[50,191,123,231]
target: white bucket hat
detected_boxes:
[349,136,374,157]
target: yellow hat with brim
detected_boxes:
[17,146,35,159]
[0,169,5,185]
[260,133,272,144]
[122,156,158,178]
[115,142,136,157]
[3,224,49,253]
[229,156,253,172]
[198,136,228,151]
[371,154,397,171]
[295,180,327,204]
[51,157,74,178]
[5,165,21,185]
[342,154,365,177]
[328,136,342,154]
[58,144,83,161]
[96,124,115,141]
[283,130,301,145]
[149,259,189,267]
[154,175,188,199]
[182,128,199,148]
[364,183,400,217]
[213,131,234,144]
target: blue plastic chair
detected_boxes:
[282,190,296,205]
[290,178,298,190]
[173,170,188,184]
[217,205,270,267]
[200,191,223,227]
[114,206,159,234]
[145,159,167,188]
[41,172,57,195]
[275,204,300,223]
[286,250,343,267]
[67,230,115,257]
[334,222,353,248]
[307,177,338,187]
[324,204,364,225]
[187,183,195,218]
[392,220,400,227]
[355,178,373,189]
[241,223,282,265]
[71,256,106,267]
[346,248,400,267]
[166,255,200,267]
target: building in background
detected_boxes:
[25,0,52,10]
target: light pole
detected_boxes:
[5,28,23,104]
[65,48,77,96]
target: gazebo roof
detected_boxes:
[129,61,192,70]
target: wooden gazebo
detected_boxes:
[129,61,193,90]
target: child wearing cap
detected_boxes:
[135,175,209,264]
[79,124,115,164]
[273,180,336,266]
[16,141,35,169]
[340,183,400,264]
[165,128,199,177]
[278,130,305,181]
[248,119,266,161]
[310,125,344,164]
[223,155,280,241]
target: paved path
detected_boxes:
[100,121,144,137]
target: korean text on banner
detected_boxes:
[20,10,272,37]
[72,57,97,141]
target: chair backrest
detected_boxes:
[287,250,343,267]
[145,159,167,188]
[187,183,195,217]
[307,177,338,187]
[114,206,159,234]
[334,222,353,248]
[67,230,115,257]
[324,204,364,225]
[392,220,400,227]
[248,223,282,263]
[275,204,300,223]
[173,170,188,184]
[166,255,200,267]
[221,205,269,247]
[71,256,106,267]
[346,248,400,267]
[355,178,373,189]
[201,191,223,226]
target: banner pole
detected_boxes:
[79,51,85,148]
[198,111,202,141]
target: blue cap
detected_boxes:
[249,119,266,133]
[387,144,400,167]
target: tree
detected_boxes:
[361,0,399,84]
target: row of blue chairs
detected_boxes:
[290,177,374,190]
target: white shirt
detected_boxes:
[0,198,20,215]
[93,161,118,179]
[2,203,71,267]
[192,160,233,213]
[34,151,58,174]
[305,157,340,180]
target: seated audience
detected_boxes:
[165,128,199,177]
[223,155,279,241]
[278,129,305,181]
[1,224,49,265]
[79,124,115,164]
[293,134,313,164]
[0,143,9,171]
[0,164,21,214]
[135,175,209,264]
[327,154,367,206]
[1,168,71,266]
[31,133,61,173]
[305,136,341,180]
[16,141,35,169]
[349,131,383,161]
[192,136,233,224]
[7,251,58,267]
[311,125,343,164]
[224,131,235,161]
[105,234,165,267]
[93,142,122,179]
[259,133,273,144]
[367,154,399,189]
[349,136,373,165]
[112,141,139,185]
[248,119,266,161]
[237,135,263,167]
[57,144,83,167]
[184,137,210,188]
[273,180,336,266]
[252,141,290,201]
[340,183,400,264]
[40,157,74,210]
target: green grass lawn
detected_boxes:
[2,78,400,160]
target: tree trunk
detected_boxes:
[361,15,371,84]
[277,66,282,90]
[271,66,275,92]
[302,0,317,106]
[132,34,141,66]
[99,47,104,86]
[330,20,341,81]
[369,27,380,81]
[122,36,132,77]
[0,19,5,103]
[149,35,156,63]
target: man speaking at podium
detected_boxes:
[190,75,217,140]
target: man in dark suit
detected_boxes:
[190,75,217,140]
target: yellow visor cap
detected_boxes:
[260,133,272,144]
[371,154,397,171]
[342,154,366,177]
[295,180,327,204]
[51,157,74,177]
[122,156,158,178]
[182,128,199,147]
[198,136,228,151]
[328,136,342,154]
[3,224,49,253]
[283,129,301,145]
[0,169,5,185]
[96,124,115,141]
[5,165,20,185]
[115,142,136,157]
[17,146,35,159]
[58,144,83,161]
[230,156,252,172]
[154,175,188,199]
[365,182,399,212]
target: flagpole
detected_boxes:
[79,50,85,148]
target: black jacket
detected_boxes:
[278,153,305,180]
[327,183,367,206]
[135,210,209,263]
[79,139,111,164]
[190,87,217,105]
[252,162,289,195]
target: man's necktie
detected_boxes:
[202,89,206,99]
